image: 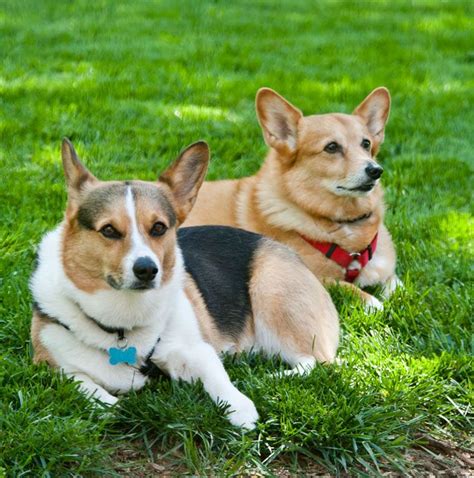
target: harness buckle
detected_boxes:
[350,252,361,259]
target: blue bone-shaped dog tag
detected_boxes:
[109,346,137,366]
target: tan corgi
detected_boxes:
[30,139,339,429]
[184,88,402,310]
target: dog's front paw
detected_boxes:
[227,393,259,430]
[93,390,119,407]
[381,275,404,299]
[364,295,383,313]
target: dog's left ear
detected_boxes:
[353,87,391,151]
[159,141,210,224]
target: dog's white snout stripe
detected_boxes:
[123,186,161,286]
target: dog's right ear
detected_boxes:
[256,88,302,158]
[159,141,210,224]
[61,138,97,196]
[353,88,391,150]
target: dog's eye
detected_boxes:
[361,139,371,151]
[324,142,340,154]
[150,221,168,237]
[100,224,122,240]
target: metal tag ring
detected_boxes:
[117,337,128,349]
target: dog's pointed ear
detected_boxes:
[353,87,391,148]
[159,141,209,224]
[61,138,97,195]
[256,88,302,157]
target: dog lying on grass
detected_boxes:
[184,88,402,310]
[30,139,340,429]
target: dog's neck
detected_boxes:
[253,153,384,247]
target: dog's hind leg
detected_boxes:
[249,241,340,373]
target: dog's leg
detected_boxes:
[277,356,316,377]
[250,244,340,375]
[381,275,403,300]
[330,280,384,312]
[158,342,258,429]
[155,291,258,429]
[67,372,119,406]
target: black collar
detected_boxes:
[334,211,373,225]
[78,307,126,342]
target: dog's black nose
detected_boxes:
[133,257,158,282]
[365,163,384,180]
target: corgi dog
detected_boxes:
[184,88,402,310]
[30,139,339,429]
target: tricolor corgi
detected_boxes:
[30,139,340,429]
[184,87,402,310]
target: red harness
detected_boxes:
[300,233,378,283]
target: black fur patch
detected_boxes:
[178,226,262,339]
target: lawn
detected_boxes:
[0,0,473,476]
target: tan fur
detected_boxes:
[183,272,226,350]
[31,312,57,366]
[184,88,398,304]
[248,240,339,362]
[62,181,132,293]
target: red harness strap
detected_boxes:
[300,233,378,283]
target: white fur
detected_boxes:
[381,275,403,299]
[363,295,384,313]
[151,289,258,428]
[122,186,161,288]
[32,223,258,429]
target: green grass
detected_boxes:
[1,0,473,476]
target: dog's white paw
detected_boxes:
[364,296,384,313]
[381,275,404,299]
[227,394,259,430]
[90,391,118,418]
[93,389,119,407]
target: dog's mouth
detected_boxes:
[106,275,155,291]
[129,281,155,291]
[337,181,376,193]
